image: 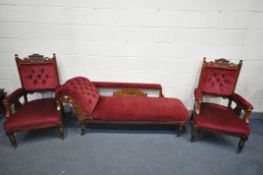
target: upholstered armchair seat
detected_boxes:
[93,96,188,121]
[194,103,251,137]
[4,98,61,132]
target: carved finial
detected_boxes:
[16,53,56,63]
[215,58,230,66]
[205,58,240,68]
[239,60,243,66]
[15,54,19,60]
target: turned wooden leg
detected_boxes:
[237,137,248,153]
[6,133,17,148]
[191,126,197,142]
[80,123,85,135]
[59,126,64,139]
[190,109,194,121]
[60,104,65,117]
[176,124,184,137]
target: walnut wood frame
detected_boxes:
[4,54,64,148]
[191,57,252,153]
[58,95,187,137]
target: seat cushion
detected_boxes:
[194,103,251,136]
[4,98,62,132]
[92,96,189,122]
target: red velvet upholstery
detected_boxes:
[194,103,251,137]
[3,54,63,147]
[19,64,59,91]
[16,54,59,91]
[93,96,189,121]
[199,67,239,96]
[56,77,189,127]
[192,58,253,152]
[56,77,99,115]
[4,99,62,132]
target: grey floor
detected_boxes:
[0,112,262,175]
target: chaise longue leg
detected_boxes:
[59,126,64,139]
[237,137,248,153]
[80,123,85,135]
[176,124,185,137]
[191,126,197,142]
[6,132,17,148]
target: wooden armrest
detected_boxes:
[4,88,27,117]
[231,93,253,110]
[231,93,253,125]
[194,88,203,101]
[193,88,202,117]
[5,88,27,104]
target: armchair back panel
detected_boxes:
[198,58,242,96]
[16,54,60,91]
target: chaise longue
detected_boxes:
[56,77,189,135]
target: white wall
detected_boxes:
[0,0,263,111]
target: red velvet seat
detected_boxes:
[4,99,61,132]
[192,58,253,153]
[93,96,189,121]
[3,54,64,147]
[194,103,251,137]
[56,77,189,135]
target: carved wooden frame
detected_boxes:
[113,88,147,96]
[4,54,64,147]
[192,57,252,153]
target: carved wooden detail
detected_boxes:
[15,53,56,63]
[58,96,92,122]
[113,88,147,96]
[204,57,242,68]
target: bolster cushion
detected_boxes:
[56,76,100,115]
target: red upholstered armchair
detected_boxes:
[3,54,64,147]
[191,58,253,153]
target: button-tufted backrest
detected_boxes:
[56,76,100,115]
[16,54,59,91]
[198,58,242,96]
